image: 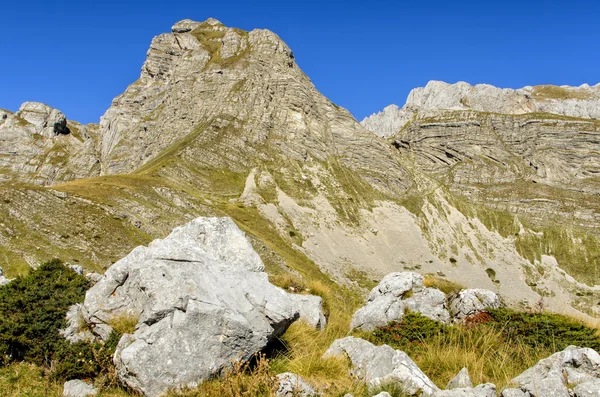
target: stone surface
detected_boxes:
[62,380,98,397]
[286,293,327,330]
[500,389,529,397]
[371,393,392,397]
[351,272,449,331]
[573,379,600,397]
[275,372,317,397]
[0,267,11,286]
[447,368,473,389]
[64,217,299,397]
[323,336,439,396]
[432,384,496,397]
[448,289,502,322]
[511,346,600,397]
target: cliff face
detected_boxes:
[361,80,600,137]
[1,20,599,322]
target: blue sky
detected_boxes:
[1,0,599,124]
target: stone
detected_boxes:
[351,272,450,331]
[432,384,496,397]
[371,393,392,397]
[64,217,299,397]
[275,372,317,397]
[511,346,600,397]
[85,272,103,284]
[500,389,529,397]
[171,19,202,33]
[67,264,84,275]
[62,379,98,397]
[447,368,473,389]
[287,293,327,330]
[323,336,439,396]
[19,102,68,138]
[448,289,502,322]
[573,379,600,397]
[0,267,11,286]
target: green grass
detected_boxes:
[533,85,594,101]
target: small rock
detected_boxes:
[287,293,327,330]
[276,372,317,396]
[67,264,84,275]
[371,393,392,397]
[432,384,496,397]
[0,267,11,286]
[448,289,502,322]
[85,272,103,284]
[447,368,473,389]
[323,336,439,396]
[63,379,98,397]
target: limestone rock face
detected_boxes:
[573,379,600,397]
[95,18,409,196]
[64,217,299,397]
[448,289,502,322]
[431,384,496,397]
[362,80,600,136]
[511,346,600,397]
[0,103,100,185]
[323,336,439,396]
[351,272,450,331]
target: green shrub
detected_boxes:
[0,259,89,366]
[487,308,600,351]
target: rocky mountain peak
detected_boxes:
[362,80,600,137]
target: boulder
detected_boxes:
[64,217,299,397]
[432,384,496,397]
[287,293,327,330]
[573,379,600,397]
[0,267,11,286]
[62,379,98,397]
[447,367,473,389]
[511,346,600,397]
[275,372,317,396]
[323,336,439,396]
[67,264,84,275]
[351,272,450,331]
[448,289,502,322]
[371,393,392,397]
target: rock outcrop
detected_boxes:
[448,289,502,322]
[509,346,600,397]
[351,272,450,331]
[323,336,439,396]
[447,368,473,390]
[286,293,327,330]
[64,217,302,397]
[431,384,496,397]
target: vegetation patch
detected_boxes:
[356,310,600,389]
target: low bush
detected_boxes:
[0,259,89,366]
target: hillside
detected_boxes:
[0,18,599,326]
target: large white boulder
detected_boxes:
[323,336,439,396]
[63,217,300,397]
[62,380,98,397]
[351,272,450,331]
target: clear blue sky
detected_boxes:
[1,0,599,124]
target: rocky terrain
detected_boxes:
[1,16,600,356]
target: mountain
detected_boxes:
[1,19,599,323]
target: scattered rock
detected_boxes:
[62,379,98,397]
[64,217,300,397]
[286,293,327,330]
[432,384,496,397]
[275,372,317,396]
[351,272,450,331]
[0,267,11,286]
[448,289,502,322]
[371,393,392,397]
[67,264,84,275]
[511,346,600,397]
[447,367,473,389]
[323,336,439,396]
